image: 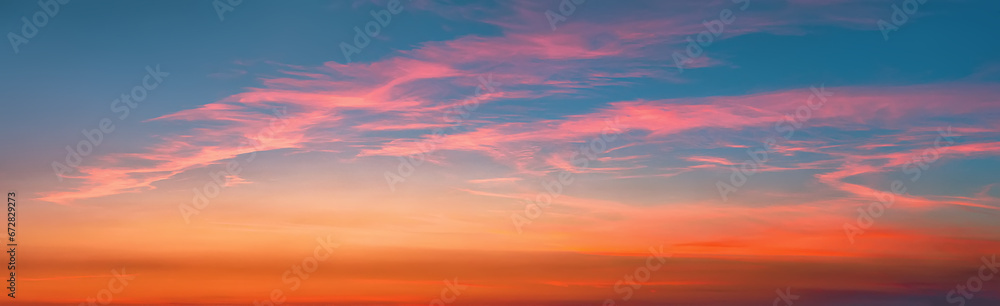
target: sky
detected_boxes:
[1,0,1000,305]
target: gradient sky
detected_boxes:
[2,0,1000,305]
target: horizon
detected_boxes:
[2,0,1000,305]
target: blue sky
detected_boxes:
[3,0,1000,304]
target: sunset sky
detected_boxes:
[2,0,1000,305]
